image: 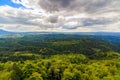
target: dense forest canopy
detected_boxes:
[0,33,120,80]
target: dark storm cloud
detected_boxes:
[61,17,120,30]
[46,16,59,23]
[38,0,113,13]
[81,18,116,27]
[46,15,65,23]
[38,0,72,12]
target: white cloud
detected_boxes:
[0,0,119,32]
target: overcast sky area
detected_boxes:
[0,0,120,32]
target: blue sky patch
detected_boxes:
[0,0,23,8]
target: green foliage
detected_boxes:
[0,53,120,80]
[0,34,120,80]
[0,35,119,59]
[90,51,120,59]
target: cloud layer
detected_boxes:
[0,0,120,32]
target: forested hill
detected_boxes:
[0,34,120,80]
[0,29,13,34]
[0,34,120,61]
[1,29,120,35]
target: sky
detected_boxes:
[0,0,120,32]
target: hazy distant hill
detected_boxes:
[0,29,14,34]
[65,32,120,36]
[0,29,53,35]
[0,29,120,36]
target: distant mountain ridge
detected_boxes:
[0,29,120,36]
[0,29,52,34]
[0,29,15,34]
[68,32,120,36]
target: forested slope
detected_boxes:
[0,53,120,80]
[0,34,120,80]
